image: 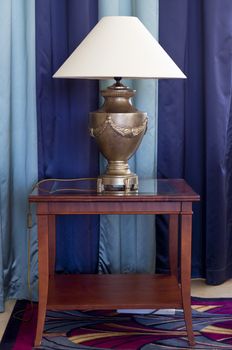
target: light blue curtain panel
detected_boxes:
[0,0,38,311]
[98,0,159,273]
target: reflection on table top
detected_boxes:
[29,178,200,202]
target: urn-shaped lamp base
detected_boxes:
[89,78,147,193]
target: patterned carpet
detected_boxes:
[2,298,232,349]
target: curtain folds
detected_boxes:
[0,0,38,311]
[98,0,159,273]
[2,0,232,314]
[158,0,232,284]
[36,0,99,273]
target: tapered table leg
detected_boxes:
[48,215,56,276]
[180,209,195,346]
[34,215,49,347]
[169,215,178,278]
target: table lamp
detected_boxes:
[53,16,186,193]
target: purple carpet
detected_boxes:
[2,298,232,349]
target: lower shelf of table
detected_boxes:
[47,274,182,310]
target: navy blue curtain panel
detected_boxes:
[158,0,232,284]
[36,0,99,273]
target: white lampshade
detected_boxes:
[53,16,186,80]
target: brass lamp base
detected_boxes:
[89,78,148,194]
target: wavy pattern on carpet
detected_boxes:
[2,298,232,349]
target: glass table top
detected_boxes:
[29,178,199,201]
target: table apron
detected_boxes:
[36,201,182,215]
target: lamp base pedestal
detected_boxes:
[97,174,138,194]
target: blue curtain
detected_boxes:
[158,0,232,284]
[98,0,158,273]
[0,0,38,311]
[36,0,99,273]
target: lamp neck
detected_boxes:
[114,76,122,85]
[100,81,137,113]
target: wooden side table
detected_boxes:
[29,178,200,347]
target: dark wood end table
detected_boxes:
[29,178,200,347]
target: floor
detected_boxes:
[0,278,232,342]
[0,299,15,341]
[191,278,232,298]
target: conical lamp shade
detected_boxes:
[53,16,186,80]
